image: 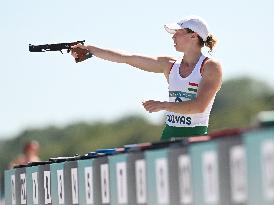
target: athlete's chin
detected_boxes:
[174,46,184,52]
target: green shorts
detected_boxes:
[161,124,208,141]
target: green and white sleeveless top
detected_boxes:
[166,54,215,127]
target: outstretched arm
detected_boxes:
[143,59,222,114]
[71,44,175,75]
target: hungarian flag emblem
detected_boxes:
[188,82,199,92]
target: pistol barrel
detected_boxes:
[29,40,86,52]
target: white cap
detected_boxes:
[164,16,209,41]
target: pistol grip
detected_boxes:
[75,52,93,63]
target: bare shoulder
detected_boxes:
[157,56,176,78]
[203,58,222,78]
[158,56,177,71]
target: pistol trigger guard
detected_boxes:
[60,50,63,54]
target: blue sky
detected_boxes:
[1,0,274,138]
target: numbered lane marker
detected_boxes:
[261,140,274,201]
[32,172,39,204]
[178,155,193,204]
[116,162,128,204]
[155,158,170,204]
[229,145,247,203]
[135,159,147,204]
[71,168,79,204]
[44,171,52,204]
[85,167,94,204]
[202,151,219,204]
[11,174,16,205]
[100,164,110,204]
[20,173,27,204]
[57,170,65,204]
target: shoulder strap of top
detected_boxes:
[168,61,176,75]
[200,57,209,75]
[168,58,182,76]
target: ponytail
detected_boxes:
[205,34,218,53]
